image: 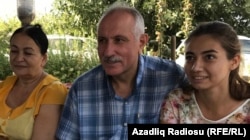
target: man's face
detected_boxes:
[97,11,143,77]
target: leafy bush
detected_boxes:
[0,18,19,80]
[0,46,12,79]
[45,39,99,83]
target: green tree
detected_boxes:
[51,0,250,58]
[191,0,250,36]
[0,18,20,80]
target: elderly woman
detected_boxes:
[0,24,68,140]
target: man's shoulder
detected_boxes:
[74,64,104,81]
[142,55,172,63]
[68,65,106,91]
[142,55,180,69]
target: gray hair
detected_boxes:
[97,1,145,40]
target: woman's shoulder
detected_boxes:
[41,74,66,87]
[225,99,250,123]
[43,74,60,83]
[0,75,17,88]
[2,75,17,82]
[167,88,193,100]
[162,88,195,109]
[37,74,68,96]
[31,74,68,106]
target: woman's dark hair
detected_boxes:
[184,21,250,100]
[10,24,48,55]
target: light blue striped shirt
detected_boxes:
[56,55,188,140]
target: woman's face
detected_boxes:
[184,35,239,91]
[9,33,47,78]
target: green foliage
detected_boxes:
[44,39,99,83]
[52,0,250,59]
[52,0,117,37]
[0,18,20,80]
[191,0,250,36]
[0,47,12,80]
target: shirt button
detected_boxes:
[124,123,127,127]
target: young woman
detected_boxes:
[160,21,250,124]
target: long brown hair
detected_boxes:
[184,21,250,100]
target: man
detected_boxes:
[56,1,187,140]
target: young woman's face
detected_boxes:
[9,33,47,78]
[184,35,239,91]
